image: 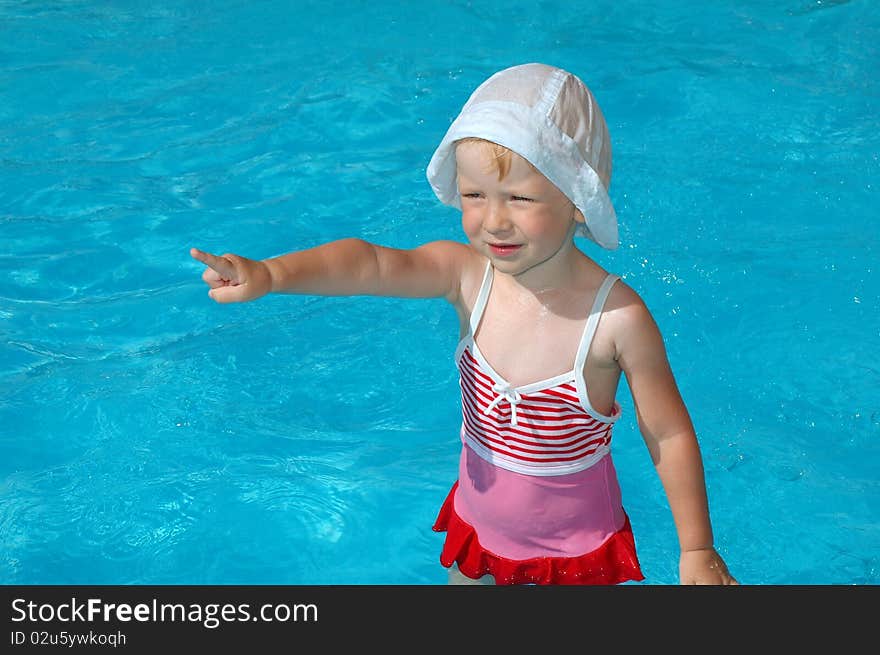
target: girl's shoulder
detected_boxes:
[604,275,644,312]
[411,239,485,308]
[600,277,668,367]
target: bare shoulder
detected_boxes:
[603,277,654,327]
[601,278,668,368]
[408,239,484,306]
[414,239,479,271]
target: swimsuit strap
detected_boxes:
[573,273,621,374]
[469,260,494,335]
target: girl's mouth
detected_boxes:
[488,243,523,257]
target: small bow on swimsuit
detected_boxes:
[483,381,523,427]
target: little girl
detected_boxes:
[191,63,737,585]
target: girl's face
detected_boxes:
[455,140,585,280]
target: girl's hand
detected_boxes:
[679,547,739,585]
[190,247,273,303]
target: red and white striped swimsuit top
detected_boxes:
[454,262,622,477]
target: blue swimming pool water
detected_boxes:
[1,0,877,585]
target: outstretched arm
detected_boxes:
[190,238,472,304]
[613,286,737,585]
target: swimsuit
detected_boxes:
[432,262,644,585]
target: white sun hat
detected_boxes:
[426,63,618,249]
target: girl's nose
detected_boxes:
[483,200,513,233]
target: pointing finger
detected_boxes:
[190,247,237,279]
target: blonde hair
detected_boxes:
[456,137,519,180]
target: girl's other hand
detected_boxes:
[679,547,739,585]
[190,247,273,303]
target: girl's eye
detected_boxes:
[462,193,482,199]
[511,196,533,202]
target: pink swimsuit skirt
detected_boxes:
[433,441,644,585]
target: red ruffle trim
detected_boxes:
[432,482,645,585]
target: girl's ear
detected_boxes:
[573,208,586,225]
